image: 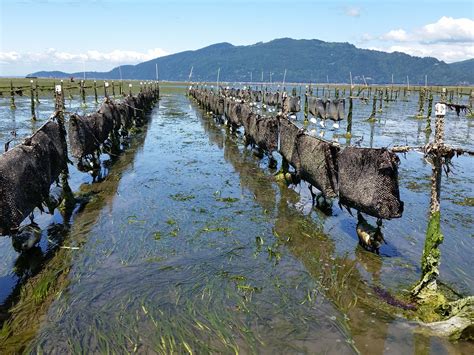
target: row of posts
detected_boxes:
[8,79,157,120]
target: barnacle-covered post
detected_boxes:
[368,94,377,121]
[346,88,353,139]
[378,89,383,112]
[425,91,433,133]
[80,80,86,107]
[35,80,40,104]
[104,81,109,98]
[93,80,98,104]
[10,80,16,110]
[416,88,425,118]
[303,86,309,121]
[54,84,75,215]
[469,90,474,116]
[30,80,36,121]
[413,101,446,297]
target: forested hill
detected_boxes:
[30,38,474,85]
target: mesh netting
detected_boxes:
[338,147,404,219]
[68,112,113,158]
[247,113,259,145]
[296,134,339,198]
[278,117,301,171]
[307,97,327,118]
[327,99,345,121]
[256,116,279,153]
[0,121,65,233]
[288,96,301,113]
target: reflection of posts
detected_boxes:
[413,102,446,296]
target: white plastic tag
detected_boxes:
[435,103,446,116]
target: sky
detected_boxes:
[1,0,473,76]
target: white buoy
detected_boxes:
[332,122,340,129]
[309,117,317,124]
[319,120,326,128]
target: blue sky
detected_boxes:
[1,0,473,75]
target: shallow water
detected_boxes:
[0,88,473,353]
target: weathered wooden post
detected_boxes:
[378,89,383,112]
[93,80,98,104]
[412,100,446,297]
[80,80,86,107]
[303,86,309,121]
[417,88,425,118]
[425,91,433,133]
[346,96,353,139]
[346,85,353,139]
[60,80,65,108]
[129,83,132,96]
[104,81,109,98]
[30,79,36,121]
[35,80,40,104]
[10,80,16,109]
[368,94,377,121]
[112,80,115,97]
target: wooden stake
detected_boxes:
[413,100,446,296]
[94,80,98,104]
[35,80,40,104]
[10,80,16,109]
[30,79,36,121]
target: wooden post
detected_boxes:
[417,88,425,118]
[129,83,132,96]
[10,80,16,109]
[93,80,98,104]
[30,79,36,121]
[378,89,383,112]
[60,80,65,108]
[425,92,433,133]
[413,101,446,296]
[304,88,308,121]
[368,94,377,121]
[346,96,353,139]
[104,81,108,98]
[112,80,115,97]
[80,80,86,107]
[35,80,40,104]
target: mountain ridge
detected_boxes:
[29,38,474,85]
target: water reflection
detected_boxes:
[199,103,471,354]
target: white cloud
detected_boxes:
[362,17,474,63]
[344,6,361,18]
[419,16,474,43]
[0,48,168,65]
[368,43,474,63]
[0,51,22,62]
[381,29,410,42]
